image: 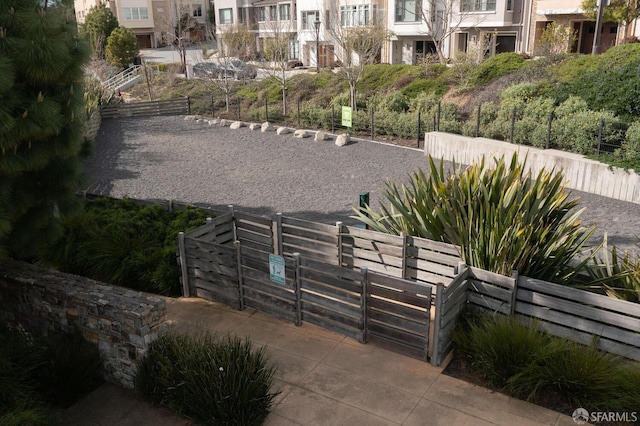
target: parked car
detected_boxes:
[193,60,257,80]
[192,62,220,78]
[223,60,257,80]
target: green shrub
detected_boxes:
[39,198,208,296]
[35,329,103,408]
[0,327,42,416]
[360,64,421,94]
[354,153,596,283]
[377,92,409,113]
[401,78,448,99]
[470,53,527,86]
[136,333,279,426]
[507,339,637,411]
[453,315,552,388]
[552,110,624,154]
[621,121,640,162]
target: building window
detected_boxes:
[238,7,246,23]
[461,0,496,12]
[340,4,375,27]
[219,8,233,24]
[395,0,419,22]
[258,7,266,22]
[301,10,319,30]
[122,7,149,20]
[279,3,291,20]
[269,5,277,20]
[192,4,202,17]
[507,0,512,10]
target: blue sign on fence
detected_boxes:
[269,254,286,285]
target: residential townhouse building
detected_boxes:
[74,0,212,48]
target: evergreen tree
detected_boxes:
[105,26,139,69]
[0,0,91,259]
[81,3,118,59]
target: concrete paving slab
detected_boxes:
[403,398,495,426]
[59,383,191,426]
[266,346,322,383]
[300,363,421,424]
[272,387,400,426]
[231,316,343,361]
[322,339,440,397]
[424,374,564,426]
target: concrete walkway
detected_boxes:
[62,297,577,425]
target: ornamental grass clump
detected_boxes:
[353,153,596,284]
[135,333,279,426]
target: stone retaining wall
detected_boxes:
[424,132,640,204]
[0,260,168,389]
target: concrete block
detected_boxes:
[277,127,292,135]
[230,121,244,129]
[294,129,310,138]
[315,131,327,141]
[335,134,350,147]
[261,122,272,132]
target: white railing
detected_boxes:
[103,65,142,92]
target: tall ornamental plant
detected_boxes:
[353,153,597,283]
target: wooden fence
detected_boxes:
[464,267,640,361]
[101,97,190,119]
[178,207,452,363]
[81,194,640,364]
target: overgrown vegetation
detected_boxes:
[135,332,279,426]
[39,197,209,296]
[353,153,597,284]
[452,313,640,414]
[0,326,103,424]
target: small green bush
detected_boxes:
[453,315,551,388]
[35,329,103,408]
[377,92,409,113]
[401,78,448,99]
[507,339,638,411]
[39,198,209,296]
[470,53,527,87]
[552,110,624,154]
[621,121,640,162]
[136,333,279,426]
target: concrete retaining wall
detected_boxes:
[0,260,168,389]
[424,132,640,204]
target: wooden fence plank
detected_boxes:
[236,228,274,246]
[195,286,240,308]
[366,334,427,360]
[408,236,460,256]
[234,211,273,227]
[468,292,511,315]
[301,291,361,318]
[468,280,513,304]
[349,236,404,257]
[302,311,363,341]
[184,237,236,257]
[343,226,404,245]
[282,234,337,255]
[281,223,337,244]
[470,267,517,289]
[368,285,431,309]
[187,257,237,278]
[516,301,640,346]
[519,277,640,318]
[238,238,273,253]
[191,273,238,290]
[349,247,404,268]
[367,321,426,348]
[405,246,461,267]
[368,309,427,336]
[368,272,435,295]
[282,216,337,233]
[243,276,295,301]
[236,219,272,236]
[300,257,364,281]
[301,278,362,304]
[517,288,640,332]
[368,297,425,320]
[407,258,456,278]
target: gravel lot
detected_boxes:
[86,115,640,254]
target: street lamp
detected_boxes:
[314,17,321,73]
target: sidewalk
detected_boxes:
[62,297,578,425]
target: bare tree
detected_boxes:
[327,13,390,111]
[203,24,254,112]
[417,0,485,64]
[259,20,296,115]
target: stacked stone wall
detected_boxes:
[0,260,167,389]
